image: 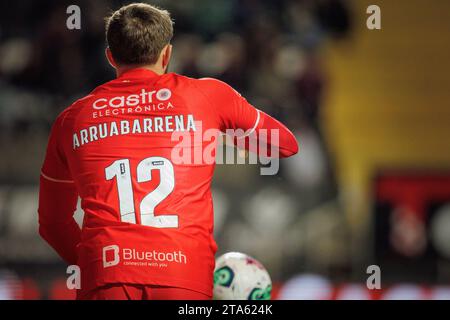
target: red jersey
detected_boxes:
[39,68,298,297]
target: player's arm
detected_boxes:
[38,115,80,265]
[196,78,299,158]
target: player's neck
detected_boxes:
[116,64,164,77]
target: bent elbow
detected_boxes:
[279,135,299,158]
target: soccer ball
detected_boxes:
[213,252,272,300]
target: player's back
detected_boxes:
[40,66,292,296]
[56,68,220,295]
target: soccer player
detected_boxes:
[38,3,298,300]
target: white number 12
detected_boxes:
[105,156,178,228]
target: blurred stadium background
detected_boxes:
[1,0,450,299]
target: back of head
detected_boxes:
[105,3,173,66]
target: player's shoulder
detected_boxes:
[53,92,95,128]
[58,77,116,115]
[184,76,237,98]
[61,93,94,113]
[190,76,229,88]
[160,73,232,97]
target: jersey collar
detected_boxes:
[118,68,161,80]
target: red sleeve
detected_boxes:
[253,111,299,158]
[195,78,299,158]
[38,114,80,265]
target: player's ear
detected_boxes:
[105,47,117,69]
[161,44,172,72]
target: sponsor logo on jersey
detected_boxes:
[102,245,187,268]
[92,88,172,110]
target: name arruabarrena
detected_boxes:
[72,114,197,149]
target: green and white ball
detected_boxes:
[213,252,272,300]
